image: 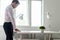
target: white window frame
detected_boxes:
[16,0,43,27]
[27,0,43,27]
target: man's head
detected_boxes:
[11,0,20,8]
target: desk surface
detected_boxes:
[14,31,60,34]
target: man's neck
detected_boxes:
[11,4,15,8]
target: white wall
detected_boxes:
[44,0,60,31]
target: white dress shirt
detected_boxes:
[5,5,16,29]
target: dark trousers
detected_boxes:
[3,22,13,40]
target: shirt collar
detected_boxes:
[10,4,14,9]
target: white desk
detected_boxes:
[14,31,60,40]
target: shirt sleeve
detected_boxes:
[7,8,16,29]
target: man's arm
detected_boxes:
[7,8,16,29]
[6,7,20,32]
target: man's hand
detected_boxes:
[15,28,20,32]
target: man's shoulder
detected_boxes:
[7,5,11,8]
[6,5,13,10]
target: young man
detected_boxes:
[3,0,20,40]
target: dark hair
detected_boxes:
[12,0,20,4]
